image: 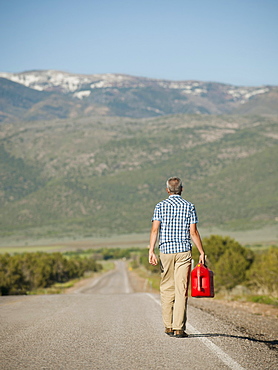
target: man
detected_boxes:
[149,177,205,338]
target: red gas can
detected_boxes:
[191,263,214,298]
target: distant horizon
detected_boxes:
[1,68,277,88]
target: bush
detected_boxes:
[192,235,254,291]
[214,248,251,290]
[0,252,102,295]
[247,247,278,297]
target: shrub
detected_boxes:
[192,235,254,291]
[214,248,251,290]
[247,247,278,297]
[0,252,102,295]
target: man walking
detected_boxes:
[149,177,205,338]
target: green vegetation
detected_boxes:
[123,236,278,302]
[0,240,277,304]
[0,245,65,254]
[27,260,115,295]
[246,295,278,306]
[193,236,277,299]
[0,144,44,207]
[64,247,143,260]
[130,248,161,291]
[27,278,82,295]
[247,247,278,296]
[0,252,102,295]
[0,114,277,240]
[192,235,254,291]
[90,239,277,302]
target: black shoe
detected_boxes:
[174,330,188,338]
[165,328,174,336]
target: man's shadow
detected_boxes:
[188,333,278,350]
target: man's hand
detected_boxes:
[149,250,158,266]
[199,253,205,265]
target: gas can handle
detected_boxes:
[197,269,202,291]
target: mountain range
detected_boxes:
[0,70,277,241]
[0,113,277,240]
[1,70,278,122]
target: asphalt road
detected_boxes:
[0,261,277,370]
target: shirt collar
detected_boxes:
[169,194,181,198]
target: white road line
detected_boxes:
[146,293,245,370]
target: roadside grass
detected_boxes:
[99,260,115,272]
[129,263,278,308]
[243,295,278,306]
[27,278,81,295]
[128,263,160,292]
[210,291,278,307]
[27,260,115,295]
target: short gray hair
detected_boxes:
[166,177,183,194]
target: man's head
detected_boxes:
[166,177,183,195]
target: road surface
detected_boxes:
[0,261,277,369]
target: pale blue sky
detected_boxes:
[1,0,277,86]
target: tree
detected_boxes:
[247,247,278,296]
[0,252,102,295]
[214,249,251,290]
[192,235,254,291]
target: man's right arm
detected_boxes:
[190,223,205,264]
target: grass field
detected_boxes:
[0,224,277,254]
[0,232,150,253]
[200,225,278,248]
[0,245,66,254]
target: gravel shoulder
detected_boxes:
[189,298,278,352]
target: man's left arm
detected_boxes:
[190,223,205,264]
[149,220,160,266]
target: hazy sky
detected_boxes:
[1,0,277,86]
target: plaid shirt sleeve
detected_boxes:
[189,204,198,224]
[152,203,162,222]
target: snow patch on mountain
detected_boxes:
[0,70,91,92]
[0,70,271,104]
[0,72,45,91]
[73,90,91,99]
[228,87,269,102]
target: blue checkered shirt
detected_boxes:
[152,195,198,254]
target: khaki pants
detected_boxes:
[160,251,192,331]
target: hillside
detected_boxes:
[0,114,277,239]
[0,70,277,122]
[0,78,51,121]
